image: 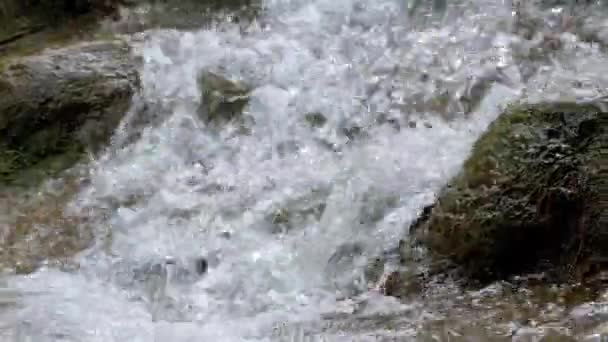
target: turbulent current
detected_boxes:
[2,0,608,341]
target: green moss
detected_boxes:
[412,102,606,284]
[0,150,20,178]
[0,146,85,188]
[0,118,87,188]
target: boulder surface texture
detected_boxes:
[0,39,139,187]
[407,102,606,284]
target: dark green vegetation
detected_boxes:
[404,102,607,285]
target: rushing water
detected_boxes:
[2,0,608,341]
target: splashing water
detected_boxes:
[3,0,608,341]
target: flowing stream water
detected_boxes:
[1,0,608,341]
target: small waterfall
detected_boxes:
[4,0,608,340]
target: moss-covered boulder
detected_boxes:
[0,39,140,188]
[405,102,607,284]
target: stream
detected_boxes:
[1,0,608,341]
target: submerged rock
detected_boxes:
[325,242,369,297]
[196,70,252,132]
[267,189,328,234]
[112,255,208,305]
[0,39,139,187]
[405,102,607,284]
[303,112,328,128]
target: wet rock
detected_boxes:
[0,0,123,27]
[577,17,608,47]
[275,140,300,158]
[378,271,401,296]
[325,242,369,297]
[219,231,232,239]
[370,260,425,299]
[266,188,329,234]
[407,0,447,25]
[451,66,517,117]
[375,271,423,298]
[103,0,263,33]
[326,244,407,299]
[196,70,252,132]
[569,301,608,331]
[590,322,608,337]
[0,177,92,274]
[358,191,400,226]
[61,0,125,15]
[116,256,207,297]
[303,112,328,128]
[364,257,386,289]
[406,102,607,284]
[0,39,139,187]
[374,112,400,131]
[166,257,208,284]
[392,65,517,120]
[194,257,208,276]
[328,242,364,267]
[341,125,368,142]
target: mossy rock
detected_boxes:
[0,39,139,188]
[407,102,607,284]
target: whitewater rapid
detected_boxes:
[2,0,608,341]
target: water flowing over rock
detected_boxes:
[0,0,123,51]
[0,177,92,274]
[0,39,139,187]
[3,0,608,341]
[196,70,252,131]
[103,0,263,33]
[405,102,607,284]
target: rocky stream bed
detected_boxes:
[0,0,606,341]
